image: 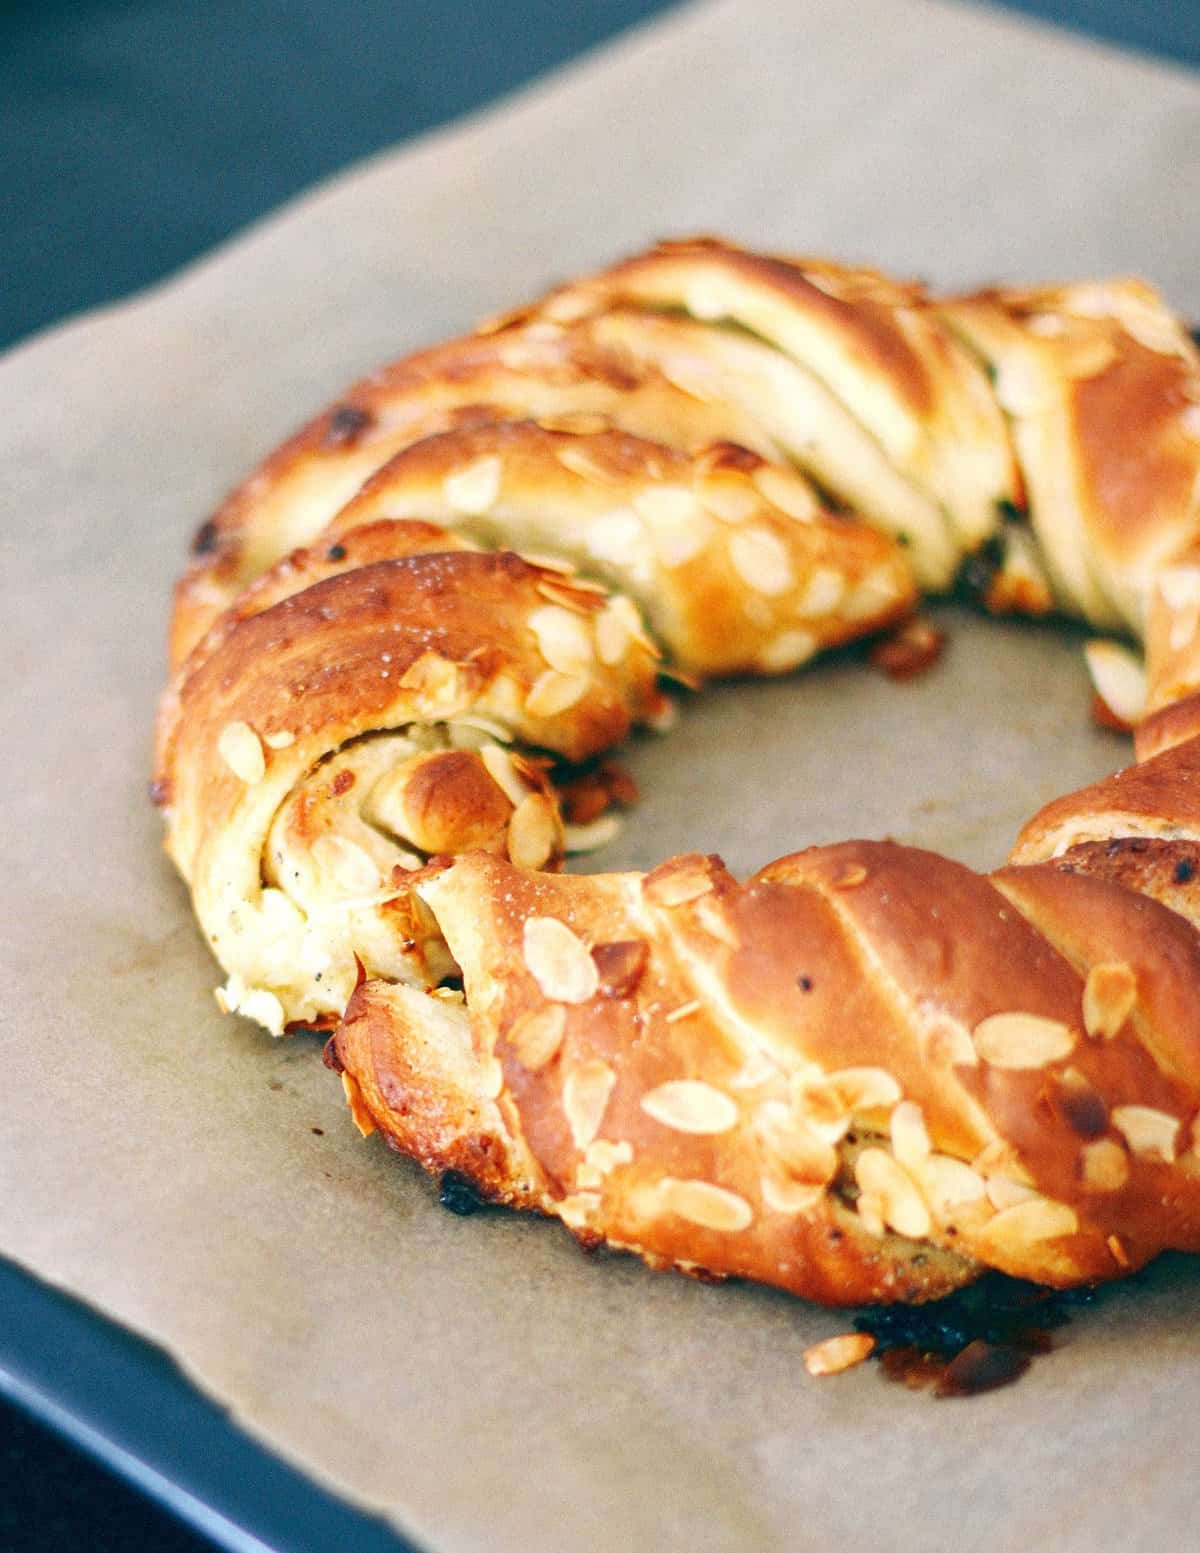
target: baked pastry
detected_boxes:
[156,238,1200,1303]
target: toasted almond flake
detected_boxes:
[528,605,594,676]
[556,444,625,486]
[536,410,611,435]
[693,895,740,947]
[312,834,383,893]
[632,484,697,528]
[1027,312,1066,337]
[1080,1138,1130,1192]
[752,465,817,523]
[685,277,728,321]
[217,721,266,784]
[443,455,502,515]
[914,1154,987,1213]
[742,594,775,631]
[399,651,463,715]
[263,729,296,750]
[342,1072,377,1138]
[658,1177,753,1232]
[890,1101,931,1168]
[479,743,529,807]
[520,550,576,575]
[729,526,795,596]
[1083,640,1146,729]
[525,669,590,718]
[1112,1104,1179,1162]
[730,1049,782,1090]
[643,857,713,907]
[641,1079,738,1135]
[758,630,818,672]
[585,1139,634,1175]
[699,475,759,525]
[972,1011,1076,1069]
[1180,403,1200,442]
[557,1191,602,1230]
[562,1059,616,1148]
[590,938,647,998]
[660,358,721,403]
[980,1196,1078,1252]
[523,916,598,1004]
[761,1171,824,1215]
[507,793,559,870]
[803,1333,875,1378]
[823,1067,903,1114]
[664,999,704,1025]
[985,1174,1039,1211]
[1107,1234,1131,1268]
[842,566,903,621]
[1159,565,1200,612]
[645,695,678,734]
[794,567,846,618]
[534,579,590,615]
[506,1004,566,1070]
[594,596,642,666]
[855,1149,931,1238]
[564,814,623,854]
[1082,962,1137,1040]
[1169,607,1200,654]
[924,1016,979,1067]
[756,1101,839,1184]
[835,863,868,889]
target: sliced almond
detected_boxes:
[698,474,759,525]
[506,1005,566,1071]
[1083,640,1146,730]
[536,410,611,436]
[890,1101,931,1168]
[443,455,502,515]
[562,1059,616,1149]
[585,1139,634,1175]
[972,1011,1076,1069]
[757,630,818,672]
[507,792,559,870]
[923,1016,979,1067]
[1111,1104,1179,1162]
[657,1178,753,1233]
[641,1080,739,1135]
[262,729,296,750]
[728,527,795,596]
[525,669,590,718]
[594,595,644,666]
[752,465,817,523]
[341,1072,377,1138]
[979,1196,1078,1254]
[217,721,266,784]
[914,1154,987,1214]
[528,605,594,676]
[755,1100,839,1185]
[1082,962,1137,1041]
[761,1171,824,1216]
[522,916,599,1004]
[803,1333,875,1378]
[479,743,529,808]
[854,1149,931,1239]
[985,1174,1039,1211]
[399,651,463,716]
[794,567,846,618]
[1080,1138,1130,1192]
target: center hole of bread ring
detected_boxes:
[607,605,1121,877]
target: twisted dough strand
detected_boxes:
[157,237,1200,1302]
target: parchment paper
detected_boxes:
[4,2,1200,1549]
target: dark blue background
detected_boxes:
[2,2,1197,1550]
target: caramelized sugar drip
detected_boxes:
[854,1273,1100,1396]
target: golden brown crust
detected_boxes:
[158,236,1200,1306]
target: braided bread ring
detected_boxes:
[156,238,1200,1303]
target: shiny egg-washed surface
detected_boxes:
[156,237,1200,1303]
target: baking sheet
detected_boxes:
[4,1,1200,1549]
